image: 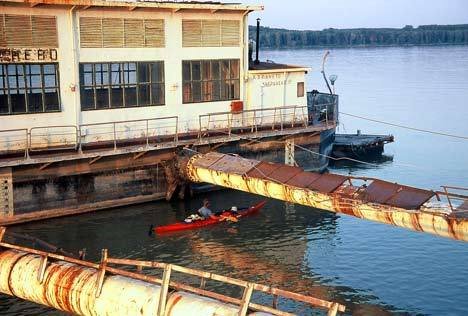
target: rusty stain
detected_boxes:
[185,153,468,242]
[0,247,344,316]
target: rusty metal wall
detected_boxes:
[184,153,468,242]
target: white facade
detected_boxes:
[0,1,309,150]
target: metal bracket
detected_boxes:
[238,283,254,316]
[95,249,108,298]
[37,255,48,283]
[157,263,172,316]
[0,227,6,242]
[327,302,339,316]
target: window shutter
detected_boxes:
[79,17,164,48]
[5,15,33,47]
[124,19,144,48]
[182,20,202,47]
[0,15,5,47]
[144,19,164,47]
[80,17,102,48]
[183,19,240,47]
[202,20,221,47]
[221,20,240,47]
[1,14,58,48]
[32,16,58,47]
[103,18,124,48]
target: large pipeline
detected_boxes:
[0,249,242,316]
[183,152,468,242]
[0,239,344,316]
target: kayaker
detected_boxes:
[198,199,214,219]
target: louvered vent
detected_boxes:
[144,19,165,47]
[79,17,164,48]
[124,19,144,47]
[1,14,57,48]
[103,18,124,48]
[80,17,102,48]
[221,20,240,46]
[32,16,58,47]
[182,19,240,47]
[202,20,221,47]
[0,16,5,47]
[182,20,202,47]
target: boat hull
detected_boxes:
[155,201,266,234]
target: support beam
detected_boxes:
[88,156,102,165]
[133,151,148,160]
[39,162,53,170]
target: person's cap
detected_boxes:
[231,206,238,212]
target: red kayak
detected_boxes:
[154,201,266,234]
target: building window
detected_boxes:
[79,61,164,110]
[297,82,305,97]
[182,59,239,104]
[0,63,60,115]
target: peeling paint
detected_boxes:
[185,153,468,242]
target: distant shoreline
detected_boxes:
[250,24,468,49]
[260,42,468,51]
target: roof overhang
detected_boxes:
[0,0,264,13]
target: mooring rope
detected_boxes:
[340,112,468,140]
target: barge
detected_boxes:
[0,0,338,224]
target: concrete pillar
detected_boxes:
[0,167,14,217]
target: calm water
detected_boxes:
[2,46,468,315]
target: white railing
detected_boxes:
[0,105,336,159]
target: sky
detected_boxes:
[245,0,468,30]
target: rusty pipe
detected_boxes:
[184,153,468,242]
[0,249,268,316]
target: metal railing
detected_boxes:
[439,186,468,212]
[0,128,28,157]
[0,103,338,159]
[29,125,79,152]
[79,116,178,151]
[198,105,309,139]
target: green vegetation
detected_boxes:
[249,24,468,48]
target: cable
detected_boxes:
[207,129,426,170]
[340,112,468,140]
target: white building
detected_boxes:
[0,0,310,151]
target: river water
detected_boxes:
[2,45,468,315]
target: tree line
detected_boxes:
[249,24,468,48]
